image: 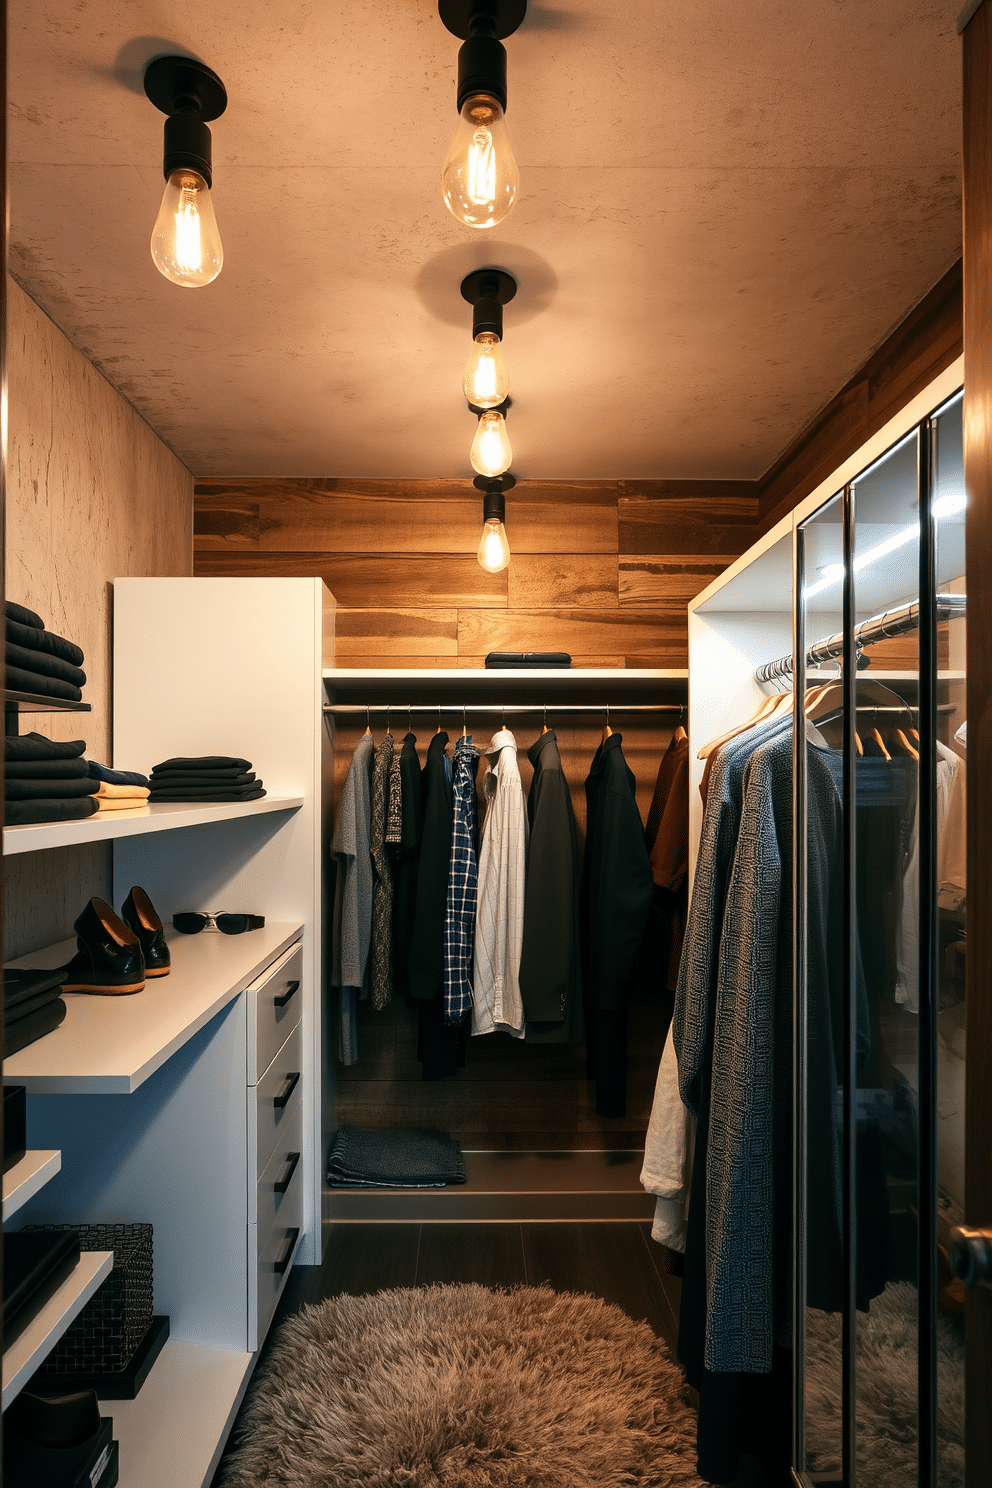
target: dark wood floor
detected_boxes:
[212,1222,770,1488]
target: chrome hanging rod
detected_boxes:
[323,703,685,716]
[755,593,967,687]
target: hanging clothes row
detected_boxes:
[328,710,690,1118]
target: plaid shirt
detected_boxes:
[443,735,480,1025]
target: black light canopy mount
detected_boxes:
[143,55,227,188]
[439,0,528,111]
[439,0,527,229]
[460,267,517,341]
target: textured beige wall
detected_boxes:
[5,278,193,957]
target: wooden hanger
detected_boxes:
[675,724,687,743]
[867,725,891,760]
[909,726,920,745]
[436,703,442,735]
[462,705,467,739]
[541,703,549,736]
[364,705,371,736]
[892,728,919,761]
[697,688,790,760]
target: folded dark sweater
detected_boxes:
[326,1127,466,1187]
[151,756,252,773]
[5,758,89,780]
[6,642,86,688]
[5,616,84,667]
[6,998,67,1056]
[87,761,149,787]
[5,601,44,631]
[4,967,69,1010]
[148,788,267,802]
[149,779,255,791]
[5,665,82,702]
[5,984,66,1025]
[5,777,99,801]
[5,733,86,762]
[4,797,99,825]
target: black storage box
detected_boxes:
[3,1083,27,1173]
[3,1230,81,1347]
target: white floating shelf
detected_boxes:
[4,924,304,1095]
[2,1150,61,1220]
[2,1250,113,1410]
[3,796,304,857]
[111,1338,254,1488]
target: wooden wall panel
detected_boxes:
[335,608,459,657]
[619,557,739,605]
[195,551,508,608]
[457,608,686,663]
[618,495,759,557]
[507,554,618,609]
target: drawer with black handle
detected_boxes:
[253,1017,303,1178]
[247,941,303,1083]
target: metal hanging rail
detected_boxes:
[755,593,966,687]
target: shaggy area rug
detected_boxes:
[804,1282,965,1488]
[217,1283,705,1487]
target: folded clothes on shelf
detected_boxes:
[6,642,86,689]
[6,733,86,762]
[147,755,264,803]
[326,1126,466,1188]
[6,778,100,801]
[6,614,85,667]
[5,799,99,826]
[5,967,69,1052]
[86,761,149,787]
[5,601,87,702]
[94,783,150,801]
[5,665,83,702]
[6,758,89,779]
[5,600,45,630]
[5,997,68,1055]
[3,736,102,822]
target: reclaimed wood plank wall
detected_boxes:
[193,477,758,669]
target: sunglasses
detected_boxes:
[172,912,265,935]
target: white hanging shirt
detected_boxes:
[472,728,528,1038]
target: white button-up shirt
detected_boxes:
[472,728,528,1038]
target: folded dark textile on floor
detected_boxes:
[5,984,66,1025]
[485,651,572,668]
[5,615,85,667]
[5,600,44,631]
[5,732,86,762]
[86,760,150,786]
[148,779,258,791]
[326,1176,448,1189]
[148,787,267,802]
[5,641,86,688]
[5,665,83,702]
[5,997,67,1056]
[5,758,89,780]
[3,967,69,1010]
[151,756,252,772]
[4,797,99,825]
[5,777,100,800]
[326,1126,466,1187]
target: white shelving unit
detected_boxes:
[2,1250,113,1409]
[2,1149,61,1220]
[4,925,303,1094]
[3,795,303,856]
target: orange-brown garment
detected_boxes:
[642,734,690,994]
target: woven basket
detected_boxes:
[26,1222,153,1374]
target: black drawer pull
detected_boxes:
[275,1151,301,1195]
[274,979,300,1009]
[273,1071,300,1109]
[274,1227,300,1275]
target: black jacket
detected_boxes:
[518,729,584,1042]
[407,732,451,1001]
[391,732,423,997]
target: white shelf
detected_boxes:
[324,667,688,703]
[3,924,304,1094]
[2,796,304,857]
[2,1150,61,1220]
[111,1338,254,1488]
[2,1250,113,1410]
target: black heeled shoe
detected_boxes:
[121,886,171,978]
[61,898,145,995]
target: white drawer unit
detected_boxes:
[252,1090,304,1348]
[247,942,304,1082]
[253,1018,303,1179]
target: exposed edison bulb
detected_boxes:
[151,169,223,287]
[471,410,512,477]
[463,332,509,408]
[442,94,519,229]
[478,518,511,573]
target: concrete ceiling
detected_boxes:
[8,1,963,480]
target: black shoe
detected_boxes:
[4,1389,115,1488]
[121,886,171,978]
[61,898,145,995]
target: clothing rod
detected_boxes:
[755,592,966,685]
[323,703,685,716]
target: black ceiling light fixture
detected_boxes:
[475,473,514,574]
[439,0,527,229]
[144,55,227,288]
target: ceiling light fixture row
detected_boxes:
[462,269,517,572]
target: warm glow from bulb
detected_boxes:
[441,94,519,229]
[151,169,224,287]
[471,410,512,477]
[463,332,509,409]
[478,519,511,573]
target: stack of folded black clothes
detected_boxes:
[326,1126,466,1189]
[147,756,266,802]
[6,735,99,826]
[6,601,87,702]
[4,968,69,1055]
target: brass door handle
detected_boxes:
[948,1225,992,1289]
